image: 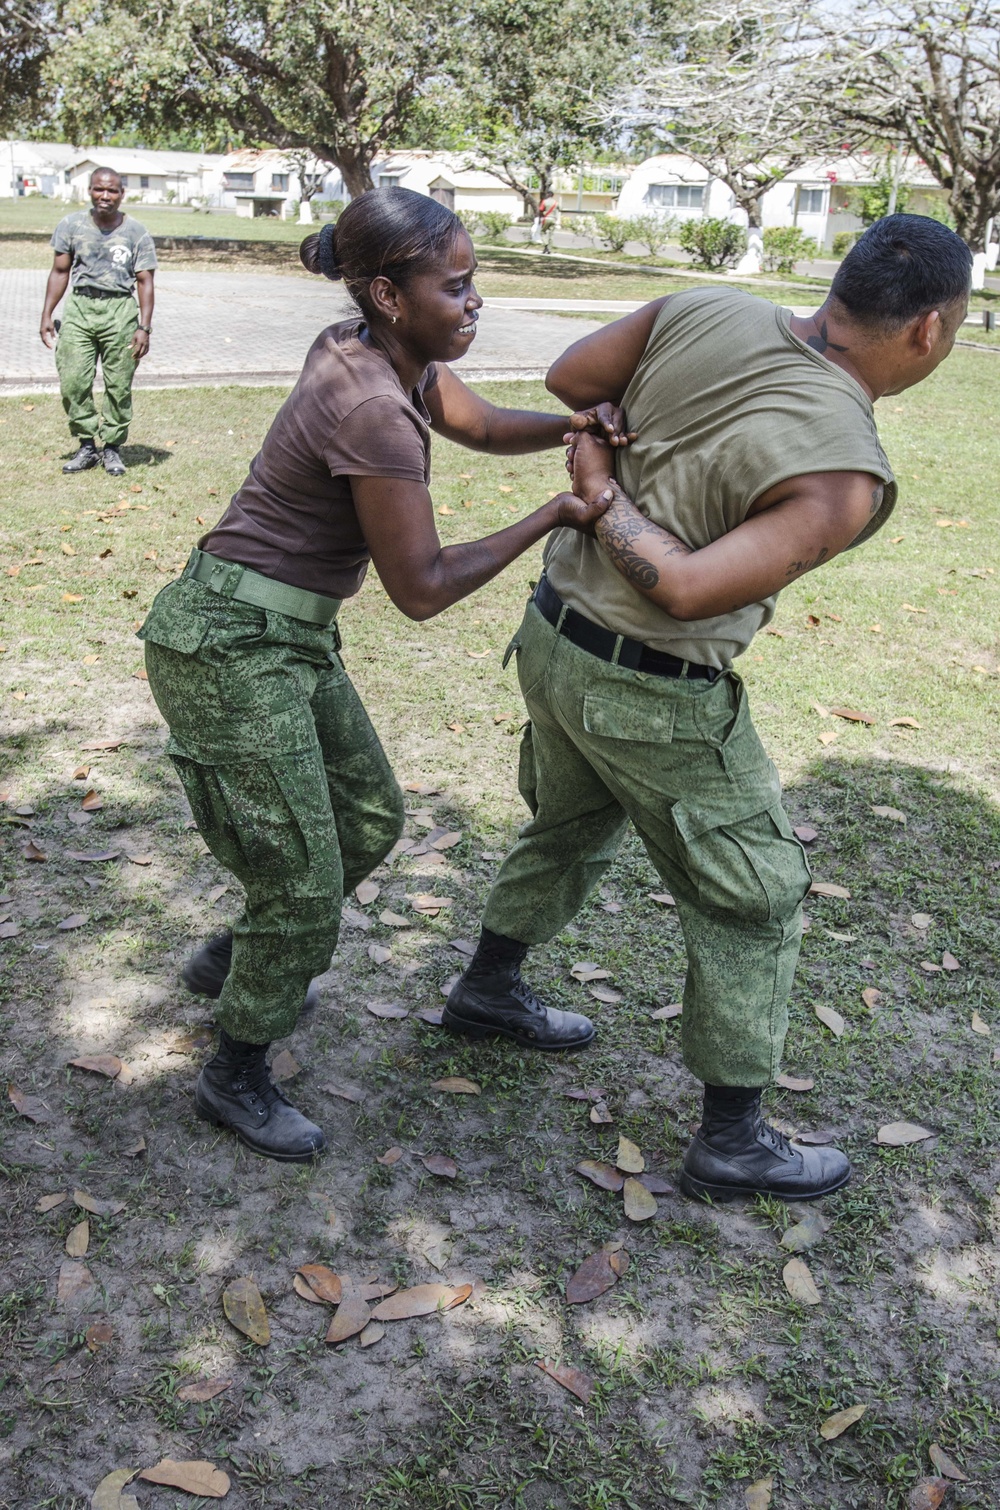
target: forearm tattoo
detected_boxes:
[596,484,690,592]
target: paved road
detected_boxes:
[1,269,605,391]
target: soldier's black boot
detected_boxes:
[443,927,595,1050]
[194,1030,325,1162]
[182,931,322,1014]
[102,445,126,476]
[62,439,99,473]
[680,1085,851,1203]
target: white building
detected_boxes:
[373,152,516,215]
[64,147,223,205]
[2,139,81,198]
[210,149,346,217]
[615,150,951,250]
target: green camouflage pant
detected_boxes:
[55,292,138,447]
[140,576,404,1043]
[483,600,812,1087]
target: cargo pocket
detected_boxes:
[172,755,313,887]
[672,799,811,927]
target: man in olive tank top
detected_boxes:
[445,216,972,1203]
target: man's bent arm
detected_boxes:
[581,454,885,622]
[546,297,670,411]
[40,252,71,347]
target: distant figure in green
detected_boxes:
[40,167,156,476]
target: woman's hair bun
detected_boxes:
[299,223,342,281]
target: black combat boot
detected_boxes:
[182,931,322,1014]
[194,1030,325,1162]
[679,1085,851,1202]
[443,927,595,1050]
[62,440,99,473]
[102,445,126,476]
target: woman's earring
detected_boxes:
[391,316,397,324]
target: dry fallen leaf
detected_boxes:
[794,825,819,843]
[359,1321,385,1347]
[65,1219,90,1258]
[325,1294,372,1343]
[57,1260,97,1308]
[85,1320,113,1351]
[536,1357,594,1404]
[623,1177,658,1221]
[139,1459,230,1498]
[745,1477,773,1510]
[67,848,120,863]
[907,1480,949,1510]
[782,1257,822,1305]
[971,1011,991,1036]
[355,880,380,905]
[373,1283,472,1321]
[776,1072,814,1092]
[379,910,410,928]
[421,1153,458,1179]
[8,1083,49,1122]
[565,1248,625,1304]
[91,1468,140,1510]
[431,830,463,850]
[926,1445,966,1481]
[638,1172,674,1195]
[377,1146,404,1166]
[872,805,906,823]
[367,943,393,965]
[36,1192,67,1213]
[781,1211,828,1252]
[222,1276,270,1345]
[890,716,922,728]
[877,1121,933,1146]
[23,839,47,861]
[293,1274,327,1305]
[651,1002,683,1020]
[416,1007,444,1025]
[70,1055,123,1079]
[810,882,851,900]
[920,962,943,974]
[649,892,675,906]
[616,1136,645,1174]
[814,1004,845,1038]
[366,1001,409,1019]
[122,1137,146,1158]
[818,730,839,746]
[575,1160,625,1192]
[589,984,622,1004]
[589,1100,613,1124]
[830,706,875,724]
[429,1076,481,1095]
[911,912,933,929]
[269,1049,301,1081]
[941,951,960,971]
[74,1190,126,1216]
[206,883,227,904]
[297,1264,343,1305]
[819,1403,867,1440]
[176,1376,232,1404]
[570,960,612,983]
[81,789,104,812]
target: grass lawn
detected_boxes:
[1,360,999,1509]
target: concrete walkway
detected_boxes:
[1,268,605,392]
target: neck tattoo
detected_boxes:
[806,319,849,356]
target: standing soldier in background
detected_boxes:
[39,167,156,476]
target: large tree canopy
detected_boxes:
[604,3,844,229]
[0,0,51,133]
[50,0,461,195]
[832,0,1000,248]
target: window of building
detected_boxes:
[798,188,826,215]
[224,172,255,191]
[119,176,129,189]
[646,183,704,210]
[271,173,290,191]
[140,176,150,189]
[379,174,403,189]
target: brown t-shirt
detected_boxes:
[201,320,439,597]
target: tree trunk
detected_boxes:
[335,156,375,199]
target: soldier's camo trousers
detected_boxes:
[140,577,404,1043]
[483,600,813,1087]
[55,292,138,448]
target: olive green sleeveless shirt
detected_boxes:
[544,288,896,668]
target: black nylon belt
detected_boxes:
[533,575,720,681]
[73,285,132,299]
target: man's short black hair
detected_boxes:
[831,214,972,331]
[89,167,123,187]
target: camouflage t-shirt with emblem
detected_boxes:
[51,212,157,295]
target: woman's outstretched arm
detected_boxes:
[424,363,634,454]
[350,474,609,622]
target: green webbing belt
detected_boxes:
[183,548,341,627]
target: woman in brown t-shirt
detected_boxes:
[140,188,630,1163]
